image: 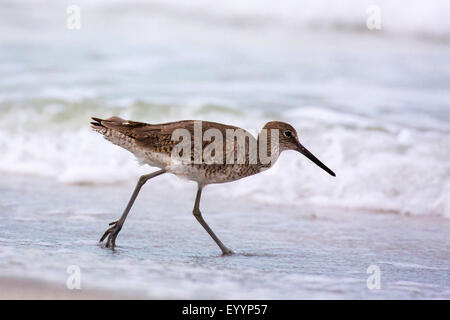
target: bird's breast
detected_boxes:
[166,162,261,185]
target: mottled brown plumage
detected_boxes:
[91,116,335,254]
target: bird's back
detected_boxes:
[91,117,263,185]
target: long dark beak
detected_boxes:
[297,143,336,177]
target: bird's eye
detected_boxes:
[283,130,292,138]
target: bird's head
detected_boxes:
[263,121,336,177]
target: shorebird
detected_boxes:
[91,116,335,255]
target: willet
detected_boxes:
[91,116,335,255]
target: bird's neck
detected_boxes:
[256,130,281,168]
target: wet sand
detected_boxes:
[0,173,449,299]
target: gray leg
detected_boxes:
[193,186,233,255]
[100,169,166,249]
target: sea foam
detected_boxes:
[0,101,448,218]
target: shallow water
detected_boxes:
[0,174,448,299]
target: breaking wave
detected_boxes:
[0,99,448,218]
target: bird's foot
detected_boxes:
[99,220,122,249]
[221,248,234,256]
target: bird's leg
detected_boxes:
[100,169,166,249]
[192,186,233,255]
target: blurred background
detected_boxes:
[0,0,449,299]
[1,0,449,216]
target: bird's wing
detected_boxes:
[94,117,185,153]
[93,117,257,163]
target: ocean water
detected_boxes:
[0,1,449,299]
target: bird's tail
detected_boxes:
[90,117,104,127]
[90,116,126,133]
[90,116,142,157]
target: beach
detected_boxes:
[0,173,448,299]
[0,0,449,299]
